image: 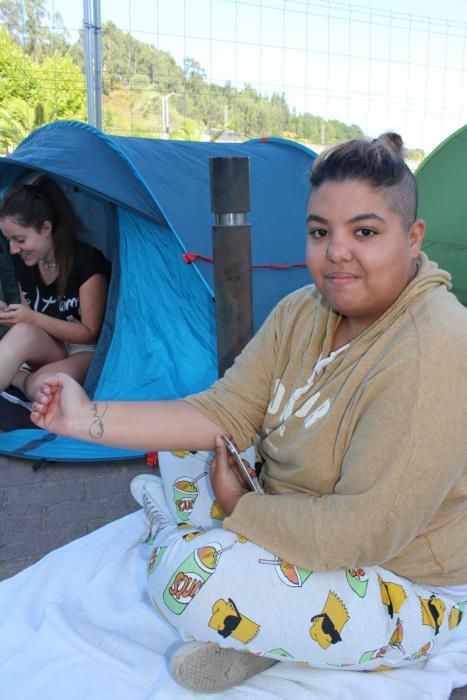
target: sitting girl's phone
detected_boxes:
[222,436,264,494]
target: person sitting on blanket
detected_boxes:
[31,133,467,695]
[0,177,110,401]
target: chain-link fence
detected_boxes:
[1,0,466,162]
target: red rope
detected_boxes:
[182,252,306,269]
[183,253,213,264]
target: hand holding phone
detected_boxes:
[222,436,264,494]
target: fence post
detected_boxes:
[209,157,253,377]
[83,0,102,130]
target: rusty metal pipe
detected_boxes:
[209,157,253,377]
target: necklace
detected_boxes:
[39,259,58,269]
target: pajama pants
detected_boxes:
[144,449,466,671]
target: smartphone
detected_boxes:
[222,436,264,494]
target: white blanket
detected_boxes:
[1,511,466,700]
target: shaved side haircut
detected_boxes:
[310,133,418,231]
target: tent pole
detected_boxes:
[209,157,253,377]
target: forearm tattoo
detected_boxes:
[89,401,108,439]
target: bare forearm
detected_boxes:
[71,399,224,452]
[32,312,99,344]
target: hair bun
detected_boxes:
[379,132,404,156]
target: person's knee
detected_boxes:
[24,367,57,400]
[25,352,92,399]
[66,352,93,383]
[27,359,76,396]
[23,373,41,400]
[3,322,40,349]
[148,533,241,640]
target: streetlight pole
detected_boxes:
[161,92,178,136]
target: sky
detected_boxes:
[46,0,467,154]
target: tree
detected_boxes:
[0,28,37,102]
[34,53,85,118]
[0,36,85,153]
[71,21,184,96]
[0,95,57,151]
[270,93,290,135]
[0,0,69,60]
[0,0,21,37]
[169,117,203,141]
[183,57,206,83]
[406,147,425,162]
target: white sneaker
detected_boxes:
[130,474,173,542]
[169,640,277,693]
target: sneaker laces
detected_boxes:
[141,489,172,542]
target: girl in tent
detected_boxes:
[31,135,467,693]
[0,177,109,401]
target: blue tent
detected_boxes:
[0,121,316,462]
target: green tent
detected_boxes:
[416,124,467,305]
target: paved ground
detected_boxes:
[0,451,154,581]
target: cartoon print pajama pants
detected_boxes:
[143,449,466,670]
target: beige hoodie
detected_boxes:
[186,255,467,585]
